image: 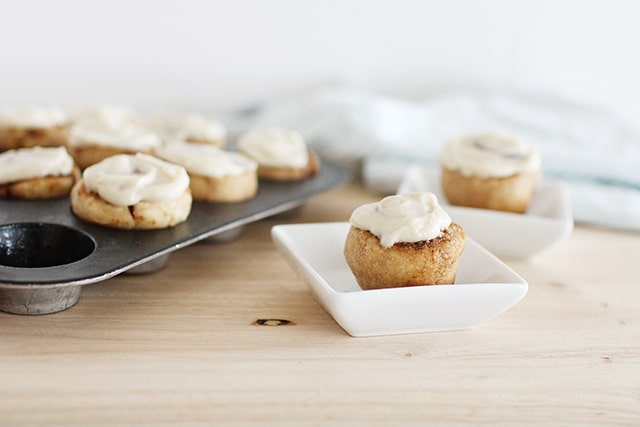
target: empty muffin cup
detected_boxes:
[0,222,95,315]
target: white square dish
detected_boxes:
[272,222,528,337]
[398,165,573,259]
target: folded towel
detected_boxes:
[229,83,640,232]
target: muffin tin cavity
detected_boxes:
[0,157,350,315]
[0,222,95,268]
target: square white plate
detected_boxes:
[272,222,528,337]
[398,166,573,259]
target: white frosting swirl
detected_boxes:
[69,123,161,151]
[349,192,452,248]
[0,146,74,184]
[156,140,256,177]
[82,153,190,206]
[0,107,68,128]
[236,127,308,168]
[439,132,540,178]
[148,113,226,142]
[69,105,138,129]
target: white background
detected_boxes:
[2,0,639,128]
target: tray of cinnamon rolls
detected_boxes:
[0,106,350,315]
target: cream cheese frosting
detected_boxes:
[148,113,226,142]
[349,192,452,248]
[69,105,138,129]
[439,132,540,178]
[68,123,161,151]
[0,146,74,184]
[236,127,308,168]
[0,107,68,128]
[82,153,190,206]
[156,140,256,177]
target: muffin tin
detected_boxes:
[0,158,350,315]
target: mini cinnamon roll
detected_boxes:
[70,153,192,229]
[155,140,257,202]
[344,192,466,290]
[147,113,227,148]
[236,127,320,181]
[439,132,541,213]
[66,125,162,170]
[0,107,69,150]
[0,146,80,199]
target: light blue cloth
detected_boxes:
[229,83,640,232]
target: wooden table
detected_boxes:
[1,183,639,426]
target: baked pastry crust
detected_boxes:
[0,124,69,151]
[189,169,258,202]
[343,222,466,290]
[256,149,320,181]
[67,146,149,170]
[70,180,192,229]
[441,167,539,213]
[0,166,81,199]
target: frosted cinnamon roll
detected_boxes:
[236,127,319,181]
[68,105,140,128]
[439,132,541,213]
[156,140,257,202]
[71,153,192,229]
[0,107,69,150]
[67,119,161,169]
[148,113,226,148]
[0,146,80,199]
[344,192,466,290]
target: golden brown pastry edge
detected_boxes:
[253,149,321,182]
[0,165,81,199]
[188,169,258,202]
[70,179,192,230]
[343,222,466,290]
[66,145,154,170]
[0,124,70,151]
[441,167,539,214]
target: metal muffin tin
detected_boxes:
[0,158,350,315]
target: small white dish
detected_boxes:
[398,166,573,259]
[272,222,528,337]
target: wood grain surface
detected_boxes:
[1,183,639,426]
